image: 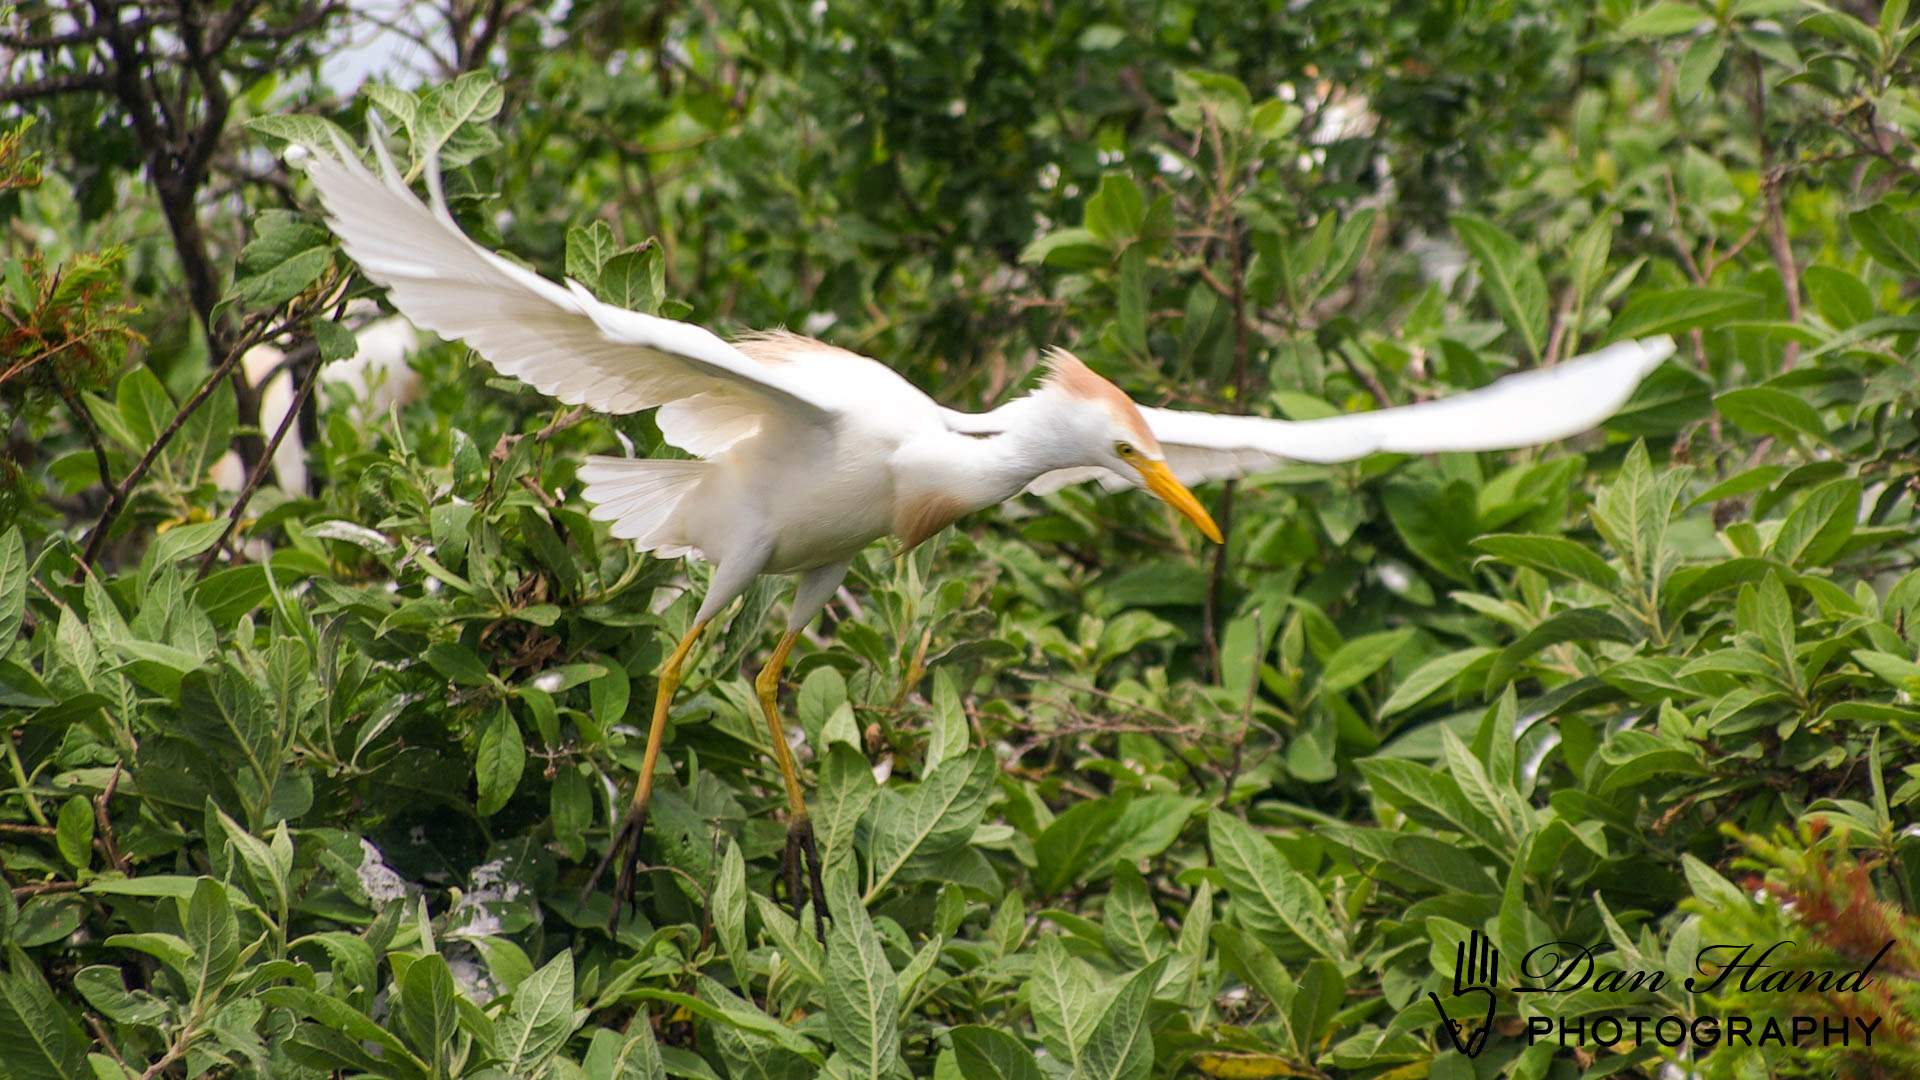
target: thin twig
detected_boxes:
[79,331,254,570]
[198,339,324,576]
[1747,53,1800,370]
[56,380,117,497]
[93,762,129,874]
[85,1014,131,1069]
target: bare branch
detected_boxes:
[0,70,111,103]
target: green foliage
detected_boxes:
[4,1,1920,1078]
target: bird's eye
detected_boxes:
[1115,441,1136,457]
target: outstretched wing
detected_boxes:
[1013,337,1674,493]
[298,139,837,457]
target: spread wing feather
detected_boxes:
[299,138,837,456]
[991,337,1674,494]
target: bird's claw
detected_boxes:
[584,805,650,933]
[781,817,829,941]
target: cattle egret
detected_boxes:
[297,136,1674,931]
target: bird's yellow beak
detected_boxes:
[1134,459,1223,544]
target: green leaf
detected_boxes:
[1802,265,1873,328]
[1079,960,1164,1080]
[1473,533,1620,591]
[1380,646,1496,717]
[1020,227,1109,269]
[1620,2,1708,36]
[312,317,358,362]
[1453,215,1548,360]
[363,84,418,138]
[1801,10,1884,59]
[262,986,428,1076]
[591,664,631,729]
[416,71,505,165]
[1715,387,1827,443]
[1768,479,1859,567]
[0,529,25,652]
[865,750,994,899]
[566,221,618,292]
[1356,758,1507,851]
[1488,607,1638,689]
[817,743,880,871]
[0,945,89,1080]
[1286,959,1346,1055]
[397,953,459,1068]
[475,705,526,816]
[228,221,332,307]
[1317,208,1377,300]
[213,808,290,918]
[1085,174,1147,245]
[925,668,968,773]
[1675,33,1725,101]
[56,795,93,870]
[1320,628,1414,694]
[950,1026,1044,1080]
[1609,287,1759,340]
[1207,811,1342,962]
[499,950,576,1072]
[72,966,166,1026]
[1440,730,1525,845]
[633,981,821,1064]
[824,881,901,1078]
[1102,863,1168,968]
[1027,936,1103,1069]
[184,878,240,1003]
[426,640,492,685]
[246,113,352,151]
[1033,798,1126,895]
[1569,217,1614,301]
[1847,205,1920,277]
[1853,650,1920,694]
[146,520,231,570]
[599,245,665,312]
[584,1026,669,1080]
[1210,923,1298,1016]
[712,839,749,989]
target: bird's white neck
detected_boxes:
[909,395,1094,516]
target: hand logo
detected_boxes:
[1428,930,1498,1058]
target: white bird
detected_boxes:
[297,137,1674,929]
[210,302,423,496]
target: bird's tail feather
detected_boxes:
[577,456,707,559]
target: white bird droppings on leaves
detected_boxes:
[447,955,499,1005]
[533,670,565,693]
[356,838,410,904]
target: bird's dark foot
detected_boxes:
[584,803,649,933]
[781,817,829,941]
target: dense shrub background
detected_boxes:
[4,1,1920,1077]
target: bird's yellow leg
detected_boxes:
[589,616,708,927]
[755,628,827,937]
[755,629,808,819]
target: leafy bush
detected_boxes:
[3,2,1919,1078]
